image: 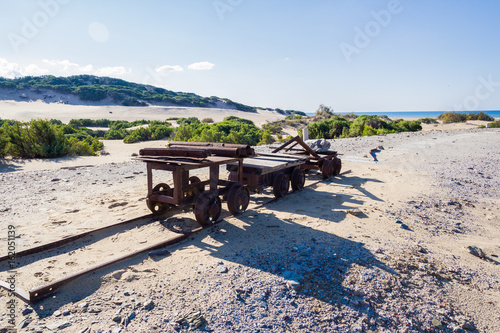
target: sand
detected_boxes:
[0,102,499,332]
[0,100,283,126]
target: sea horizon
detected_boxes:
[304,110,500,119]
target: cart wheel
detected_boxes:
[194,191,222,225]
[147,183,173,215]
[227,183,250,214]
[189,176,205,194]
[273,172,290,198]
[147,199,170,216]
[321,160,334,179]
[291,167,306,191]
[153,183,173,195]
[332,157,342,176]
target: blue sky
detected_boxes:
[1,0,499,113]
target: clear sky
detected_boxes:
[1,0,499,113]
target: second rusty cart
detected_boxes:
[226,153,310,198]
[271,136,342,179]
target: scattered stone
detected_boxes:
[78,302,89,308]
[62,310,71,316]
[217,265,228,273]
[176,311,205,330]
[125,312,136,326]
[53,310,62,317]
[17,318,32,329]
[305,139,331,153]
[143,300,155,310]
[46,320,71,330]
[417,245,428,254]
[461,321,476,331]
[112,315,122,323]
[467,246,486,259]
[78,327,91,333]
[347,208,363,216]
[432,318,442,327]
[112,327,122,333]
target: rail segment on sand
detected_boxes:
[0,141,342,303]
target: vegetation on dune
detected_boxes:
[9,104,497,160]
[488,120,500,128]
[0,75,257,111]
[418,118,439,124]
[173,116,274,146]
[437,111,494,124]
[0,119,102,158]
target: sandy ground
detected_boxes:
[0,105,499,332]
[0,100,283,126]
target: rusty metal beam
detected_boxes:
[27,226,206,303]
[0,214,154,263]
[272,136,321,159]
[140,148,209,158]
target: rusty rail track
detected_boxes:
[0,171,348,303]
[0,214,154,263]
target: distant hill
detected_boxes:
[0,75,261,112]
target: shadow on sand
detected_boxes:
[5,173,396,324]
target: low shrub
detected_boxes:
[467,112,494,121]
[437,112,467,124]
[261,123,283,134]
[1,119,102,158]
[489,120,500,128]
[418,118,438,124]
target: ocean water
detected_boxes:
[304,110,500,119]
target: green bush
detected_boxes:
[467,112,494,121]
[315,104,334,117]
[388,119,422,132]
[308,117,351,139]
[285,114,302,120]
[0,125,9,158]
[438,112,468,124]
[305,114,423,140]
[258,131,275,145]
[172,117,264,146]
[177,117,201,126]
[418,117,438,124]
[261,123,282,134]
[223,116,255,125]
[122,124,174,143]
[77,86,107,101]
[122,97,147,106]
[202,118,214,123]
[0,119,102,158]
[489,120,500,128]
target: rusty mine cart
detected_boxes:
[137,142,253,225]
